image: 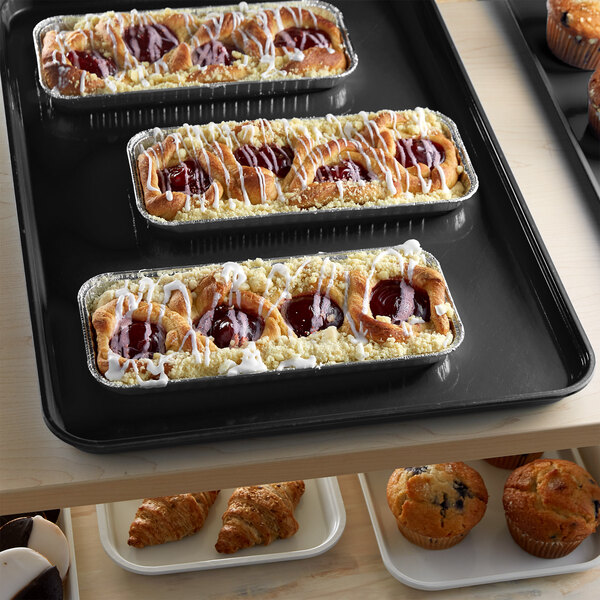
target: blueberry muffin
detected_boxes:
[484,452,544,470]
[546,0,600,70]
[386,463,489,550]
[503,458,600,558]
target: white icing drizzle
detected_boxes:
[276,355,317,370]
[435,303,449,316]
[225,341,267,376]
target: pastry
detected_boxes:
[502,458,600,558]
[0,515,70,580]
[546,0,600,70]
[127,491,219,548]
[85,240,458,387]
[135,108,471,223]
[386,463,488,550]
[589,66,600,137]
[38,3,349,97]
[215,481,305,554]
[0,547,62,600]
[484,452,544,470]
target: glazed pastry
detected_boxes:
[127,491,219,548]
[136,108,471,223]
[38,3,349,97]
[546,0,600,70]
[85,241,458,387]
[215,481,305,554]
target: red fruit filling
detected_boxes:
[158,159,213,195]
[395,138,446,168]
[370,279,430,323]
[124,23,178,63]
[315,159,373,183]
[196,305,264,348]
[274,27,331,51]
[66,50,117,78]
[192,40,235,67]
[234,144,294,178]
[110,320,166,359]
[282,293,344,337]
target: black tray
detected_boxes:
[0,0,594,453]
[507,0,600,205]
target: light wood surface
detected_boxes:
[1,0,599,518]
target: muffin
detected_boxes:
[386,463,488,550]
[503,458,600,558]
[546,0,600,70]
[589,66,600,136]
[484,452,544,470]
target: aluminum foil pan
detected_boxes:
[32,1,357,111]
[127,109,479,233]
[78,244,465,394]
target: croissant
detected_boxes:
[215,481,305,554]
[127,491,219,548]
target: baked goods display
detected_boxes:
[133,108,472,223]
[589,66,600,136]
[216,481,305,553]
[83,240,459,387]
[0,514,71,600]
[37,2,350,98]
[128,491,219,548]
[484,452,544,470]
[546,0,600,70]
[386,463,489,550]
[502,458,600,558]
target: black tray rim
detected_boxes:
[0,0,595,453]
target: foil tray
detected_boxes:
[78,244,464,394]
[126,109,479,232]
[32,1,358,111]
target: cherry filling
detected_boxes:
[274,27,331,51]
[370,279,430,323]
[234,144,294,178]
[124,24,178,63]
[282,293,344,337]
[66,50,117,78]
[110,320,166,359]
[192,40,236,67]
[395,138,446,169]
[158,159,213,195]
[315,159,373,183]
[197,305,264,349]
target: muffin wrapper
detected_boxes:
[588,100,600,138]
[397,523,466,550]
[547,16,600,70]
[484,453,544,470]
[506,517,584,558]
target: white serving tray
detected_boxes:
[57,509,80,600]
[359,449,600,590]
[96,477,345,574]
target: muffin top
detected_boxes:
[547,1,600,40]
[503,458,600,543]
[590,67,600,105]
[386,462,488,539]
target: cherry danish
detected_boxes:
[395,138,446,168]
[274,27,331,51]
[197,305,264,348]
[282,293,344,337]
[66,50,117,78]
[123,23,178,63]
[158,159,213,195]
[192,41,236,67]
[110,320,166,359]
[315,159,373,183]
[370,279,430,323]
[234,144,294,178]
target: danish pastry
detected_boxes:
[135,108,471,223]
[38,3,350,97]
[85,241,459,387]
[215,481,305,554]
[127,491,219,548]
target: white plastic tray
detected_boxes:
[56,509,80,600]
[96,477,345,574]
[359,449,600,590]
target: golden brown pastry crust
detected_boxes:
[127,491,219,548]
[215,481,305,554]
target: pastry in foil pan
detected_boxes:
[78,240,464,391]
[33,1,357,109]
[128,108,478,231]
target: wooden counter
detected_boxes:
[1,0,599,515]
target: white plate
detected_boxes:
[57,508,80,600]
[359,449,600,590]
[97,477,345,574]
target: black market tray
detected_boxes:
[0,0,594,453]
[507,0,600,205]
